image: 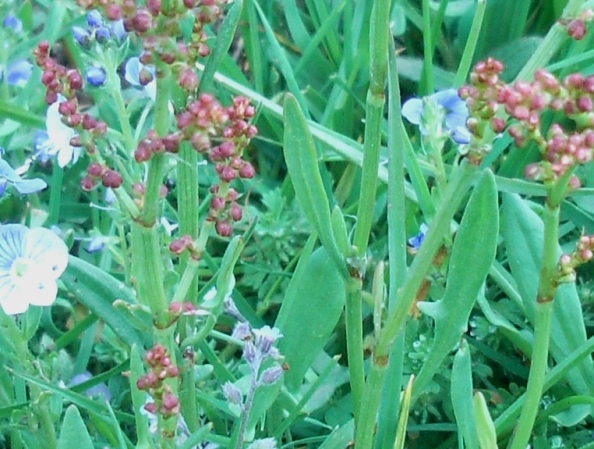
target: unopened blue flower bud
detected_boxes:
[110,19,126,41]
[86,10,103,28]
[86,66,106,87]
[95,26,111,43]
[253,325,283,356]
[72,26,91,46]
[222,381,242,406]
[259,365,283,385]
[231,321,251,341]
[3,14,22,33]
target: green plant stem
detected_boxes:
[420,0,434,94]
[495,333,594,437]
[177,142,200,300]
[354,161,477,449]
[347,0,390,430]
[374,39,408,449]
[515,0,586,81]
[454,0,487,87]
[345,277,365,425]
[508,199,560,449]
[102,48,134,152]
[47,164,63,225]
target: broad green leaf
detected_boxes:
[61,256,149,349]
[414,170,498,398]
[473,392,497,449]
[283,94,346,276]
[452,340,479,449]
[502,194,594,397]
[57,405,94,449]
[276,246,346,392]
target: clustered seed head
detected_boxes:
[207,186,243,237]
[461,58,594,186]
[80,163,123,191]
[34,41,83,104]
[136,344,181,418]
[134,129,182,162]
[558,234,594,283]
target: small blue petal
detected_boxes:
[0,159,22,183]
[124,57,142,86]
[5,60,32,86]
[401,97,424,126]
[72,26,91,46]
[408,223,428,250]
[3,14,22,33]
[13,178,47,194]
[84,237,105,254]
[86,66,107,87]
[104,187,116,205]
[110,19,126,41]
[86,10,103,28]
[95,26,111,43]
[0,179,7,197]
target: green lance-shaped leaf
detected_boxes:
[452,340,479,449]
[414,170,498,399]
[57,405,95,449]
[502,194,594,397]
[276,246,346,392]
[393,375,414,449]
[474,392,497,449]
[61,256,150,349]
[283,94,347,276]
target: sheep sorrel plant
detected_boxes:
[4,0,594,448]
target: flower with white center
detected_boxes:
[34,96,80,168]
[0,159,46,196]
[402,88,471,144]
[0,224,68,315]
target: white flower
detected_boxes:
[0,224,68,315]
[35,96,81,168]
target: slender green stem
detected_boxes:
[355,161,477,449]
[374,38,408,449]
[508,200,560,449]
[47,164,63,225]
[172,258,200,304]
[454,0,487,87]
[103,48,135,152]
[177,142,200,297]
[345,277,365,424]
[420,0,434,94]
[495,334,594,436]
[347,0,390,431]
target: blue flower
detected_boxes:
[84,236,106,254]
[34,96,80,168]
[72,26,91,46]
[86,66,107,87]
[402,88,471,144]
[86,10,103,28]
[95,26,111,43]
[408,223,428,250]
[124,57,156,101]
[0,224,68,315]
[110,19,126,41]
[0,59,33,87]
[0,159,46,196]
[3,14,22,33]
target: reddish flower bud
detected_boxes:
[105,4,123,20]
[216,220,233,237]
[132,9,152,33]
[102,169,123,189]
[239,162,255,179]
[568,19,587,40]
[88,163,104,178]
[80,176,94,191]
[230,202,242,221]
